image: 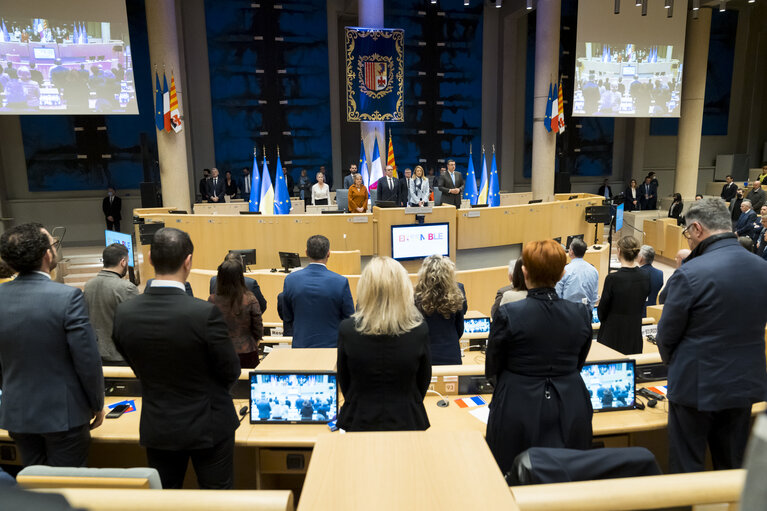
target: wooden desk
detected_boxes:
[297,431,518,510]
[193,202,249,215]
[256,348,337,372]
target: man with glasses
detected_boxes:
[657,199,767,473]
[0,223,104,467]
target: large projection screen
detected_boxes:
[573,0,687,118]
[0,0,137,115]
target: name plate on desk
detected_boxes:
[350,216,369,223]
[466,210,481,218]
[404,206,432,215]
[641,324,658,337]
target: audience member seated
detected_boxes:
[83,243,138,366]
[336,257,431,432]
[735,200,757,238]
[668,193,683,225]
[414,255,467,366]
[311,172,330,205]
[209,258,263,368]
[597,236,649,355]
[281,235,354,348]
[113,228,241,489]
[555,238,598,308]
[485,240,593,476]
[637,245,663,316]
[755,216,767,260]
[209,254,267,313]
[347,173,368,213]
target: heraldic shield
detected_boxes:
[345,27,404,122]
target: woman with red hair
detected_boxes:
[485,240,593,476]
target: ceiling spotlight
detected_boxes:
[430,0,437,4]
[641,0,647,16]
[615,0,620,14]
[692,0,699,10]
[464,0,469,5]
[635,0,641,5]
[720,0,726,12]
[526,0,533,10]
[495,0,502,8]
[748,0,755,3]
[664,0,671,8]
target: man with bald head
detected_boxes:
[746,180,766,212]
[735,200,757,238]
[207,168,225,203]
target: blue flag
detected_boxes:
[248,151,260,213]
[259,156,274,214]
[463,146,479,205]
[488,150,500,207]
[544,83,553,133]
[359,139,370,190]
[73,22,79,44]
[154,72,164,130]
[82,22,88,44]
[1,19,9,42]
[478,149,489,205]
[274,153,291,215]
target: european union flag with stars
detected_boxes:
[345,27,404,122]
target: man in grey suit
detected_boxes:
[83,243,138,365]
[0,223,104,467]
[342,164,358,189]
[437,159,465,207]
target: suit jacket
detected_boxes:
[624,187,639,211]
[199,177,210,200]
[756,227,767,260]
[209,276,267,313]
[0,273,104,434]
[491,284,515,319]
[113,286,241,450]
[398,177,412,206]
[207,177,226,201]
[747,187,767,212]
[376,176,400,204]
[668,202,683,225]
[408,177,430,206]
[281,264,354,348]
[83,270,139,363]
[721,182,738,202]
[638,182,657,209]
[597,267,650,355]
[437,172,465,207]
[597,185,612,198]
[736,209,757,237]
[336,318,431,432]
[658,235,767,411]
[343,173,355,189]
[639,264,664,316]
[145,278,194,297]
[102,195,122,221]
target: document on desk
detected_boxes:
[469,406,490,425]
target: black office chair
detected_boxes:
[507,447,661,486]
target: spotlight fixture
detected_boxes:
[664,0,671,8]
[692,0,699,10]
[526,0,533,10]
[720,0,726,12]
[641,0,647,16]
[635,0,641,5]
[615,0,620,14]
[666,0,673,17]
[748,0,755,3]
[464,0,469,5]
[495,0,502,8]
[430,0,436,4]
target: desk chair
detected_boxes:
[508,447,660,486]
[327,250,361,275]
[17,466,162,490]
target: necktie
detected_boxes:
[451,173,455,186]
[389,178,392,189]
[245,179,250,194]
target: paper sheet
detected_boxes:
[468,406,490,424]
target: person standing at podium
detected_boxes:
[376,165,400,204]
[311,172,330,206]
[347,173,368,213]
[408,165,431,207]
[437,159,464,207]
[485,240,593,475]
[336,256,431,432]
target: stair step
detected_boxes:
[64,272,99,283]
[65,263,104,274]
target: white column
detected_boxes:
[674,8,712,200]
[145,0,191,211]
[531,0,561,200]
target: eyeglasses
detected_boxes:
[50,238,62,251]
[682,223,696,240]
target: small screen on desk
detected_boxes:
[249,371,338,424]
[464,317,490,334]
[391,223,449,260]
[580,360,636,412]
[592,307,600,324]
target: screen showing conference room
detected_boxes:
[250,373,338,424]
[572,0,687,118]
[0,0,137,114]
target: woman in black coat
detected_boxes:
[486,240,593,476]
[597,236,650,355]
[624,179,639,211]
[668,193,684,226]
[337,256,431,432]
[414,255,467,365]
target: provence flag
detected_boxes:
[488,149,500,207]
[463,145,479,205]
[248,149,260,213]
[274,152,291,215]
[154,72,164,131]
[345,27,404,122]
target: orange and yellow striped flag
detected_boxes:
[169,73,182,133]
[387,131,397,178]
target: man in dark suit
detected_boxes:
[399,167,412,207]
[638,176,657,210]
[342,164,358,189]
[437,159,465,207]
[0,223,104,467]
[376,165,400,204]
[281,235,354,348]
[209,253,267,313]
[597,179,612,199]
[735,200,757,238]
[206,167,226,203]
[237,167,251,200]
[102,186,122,232]
[199,168,211,202]
[720,175,738,202]
[745,180,766,213]
[657,198,767,473]
[637,245,664,316]
[113,228,241,489]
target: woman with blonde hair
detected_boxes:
[336,256,431,432]
[414,254,467,365]
[409,165,431,207]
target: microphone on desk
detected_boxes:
[427,389,450,408]
[239,405,249,423]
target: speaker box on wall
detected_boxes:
[554,172,571,194]
[140,182,161,208]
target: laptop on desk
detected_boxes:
[580,359,636,412]
[249,371,338,424]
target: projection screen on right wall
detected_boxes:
[573,0,688,118]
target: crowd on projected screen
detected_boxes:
[573,43,682,117]
[0,17,136,113]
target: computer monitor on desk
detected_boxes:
[580,360,636,412]
[228,249,256,270]
[278,251,301,273]
[249,371,338,424]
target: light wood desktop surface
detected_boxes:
[255,348,337,372]
[297,431,518,511]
